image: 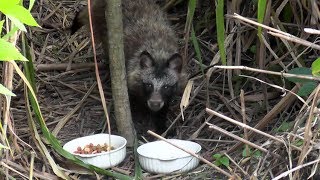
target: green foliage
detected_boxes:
[0,0,39,31]
[187,0,204,73]
[28,0,36,11]
[276,121,294,132]
[250,45,257,54]
[287,67,313,83]
[0,84,16,96]
[216,0,226,65]
[294,139,304,147]
[0,0,38,97]
[286,66,319,97]
[186,0,196,24]
[298,82,317,96]
[191,26,203,73]
[282,3,293,23]
[0,20,3,34]
[212,153,230,168]
[242,147,262,158]
[257,0,267,37]
[0,39,28,61]
[311,57,320,76]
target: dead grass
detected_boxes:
[2,0,320,179]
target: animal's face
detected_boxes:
[139,51,182,112]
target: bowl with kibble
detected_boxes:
[63,133,127,169]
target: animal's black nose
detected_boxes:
[148,100,164,112]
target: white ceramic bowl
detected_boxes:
[137,139,201,174]
[63,133,127,169]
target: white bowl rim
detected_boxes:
[63,133,127,158]
[137,139,201,161]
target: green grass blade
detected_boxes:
[216,0,226,65]
[257,0,267,38]
[191,26,204,73]
[185,0,196,31]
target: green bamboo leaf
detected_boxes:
[2,26,19,40]
[6,15,27,32]
[191,26,203,73]
[0,39,28,61]
[0,84,16,96]
[0,1,39,28]
[257,0,267,38]
[216,0,226,65]
[286,67,312,83]
[0,20,4,35]
[28,0,36,11]
[311,57,320,76]
[186,0,196,26]
[297,82,317,97]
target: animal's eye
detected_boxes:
[163,85,171,90]
[144,83,153,89]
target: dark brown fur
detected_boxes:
[73,0,187,134]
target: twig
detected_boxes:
[1,161,29,179]
[111,167,131,175]
[206,123,278,157]
[4,160,59,180]
[214,65,320,82]
[29,152,35,180]
[228,85,299,153]
[147,130,233,178]
[223,153,249,177]
[207,108,282,143]
[52,82,96,136]
[304,28,320,35]
[294,85,320,179]
[206,108,302,152]
[35,63,105,71]
[273,158,320,180]
[268,31,320,51]
[240,90,249,159]
[231,13,320,50]
[239,74,307,106]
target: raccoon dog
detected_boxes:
[72,0,187,134]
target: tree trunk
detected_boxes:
[104,0,135,146]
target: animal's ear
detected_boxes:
[167,53,182,72]
[140,51,154,69]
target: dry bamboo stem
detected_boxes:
[214,65,320,82]
[206,108,302,152]
[232,13,320,50]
